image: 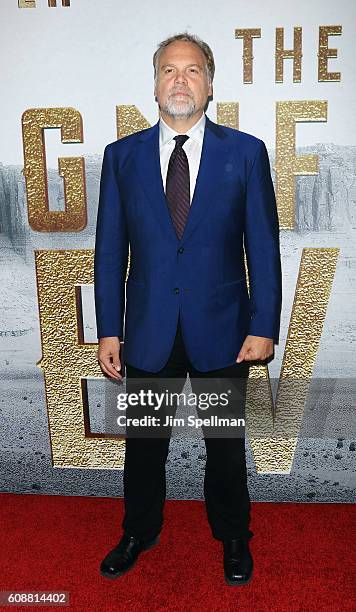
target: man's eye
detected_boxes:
[165,68,173,73]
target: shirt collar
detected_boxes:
[159,112,206,147]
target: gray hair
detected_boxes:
[153,32,215,86]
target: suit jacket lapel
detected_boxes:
[181,116,229,243]
[134,121,178,243]
[134,115,230,244]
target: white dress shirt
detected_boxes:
[159,112,206,205]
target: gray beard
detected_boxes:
[161,96,196,119]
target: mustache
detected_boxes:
[169,89,193,97]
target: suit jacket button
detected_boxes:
[174,287,179,294]
[178,247,184,254]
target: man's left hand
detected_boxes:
[236,335,274,363]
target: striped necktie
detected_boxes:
[165,135,190,240]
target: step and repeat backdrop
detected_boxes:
[1,0,355,501]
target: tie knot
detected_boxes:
[174,135,189,148]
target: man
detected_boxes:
[94,32,282,586]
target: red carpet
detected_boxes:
[1,493,355,611]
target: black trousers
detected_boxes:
[121,317,253,543]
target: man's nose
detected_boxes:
[174,71,188,84]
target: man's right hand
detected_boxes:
[97,336,122,380]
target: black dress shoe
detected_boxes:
[223,537,253,585]
[100,533,160,579]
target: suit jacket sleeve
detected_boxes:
[94,143,129,340]
[244,139,282,343]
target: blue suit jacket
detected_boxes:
[94,115,282,372]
